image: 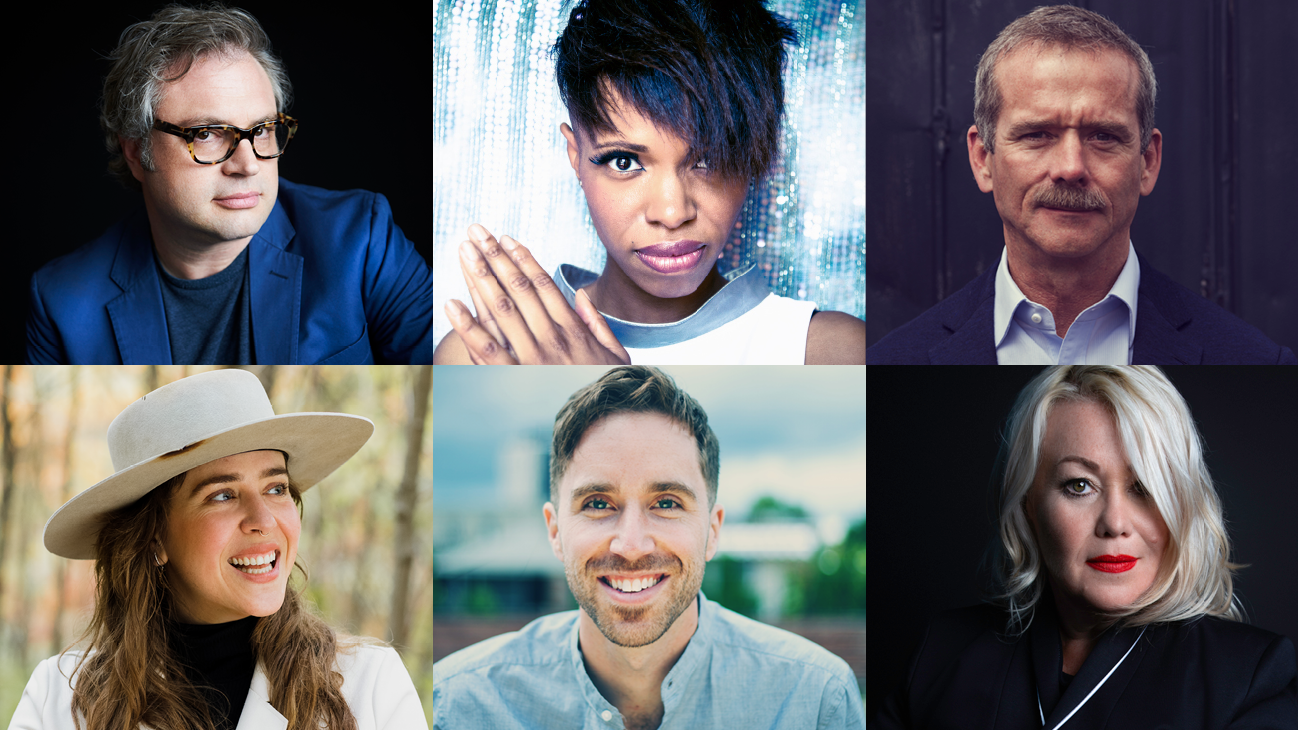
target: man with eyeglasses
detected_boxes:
[26,4,433,364]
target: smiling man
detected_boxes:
[433,366,866,730]
[868,5,1295,365]
[26,4,434,364]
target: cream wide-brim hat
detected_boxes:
[43,369,374,560]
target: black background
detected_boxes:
[3,3,429,364]
[866,0,1298,353]
[866,366,1298,713]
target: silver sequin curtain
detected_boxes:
[433,0,864,344]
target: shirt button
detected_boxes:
[1030,312,1043,324]
[601,710,613,722]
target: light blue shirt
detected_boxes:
[993,242,1140,364]
[432,593,866,730]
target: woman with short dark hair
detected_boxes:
[435,0,866,365]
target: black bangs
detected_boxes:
[553,0,797,182]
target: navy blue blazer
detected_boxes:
[26,179,434,364]
[873,601,1298,730]
[867,253,1296,364]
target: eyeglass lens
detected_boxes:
[192,122,290,162]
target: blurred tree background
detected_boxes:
[0,365,433,723]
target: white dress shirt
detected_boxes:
[993,242,1140,365]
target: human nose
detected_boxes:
[242,493,276,535]
[1095,489,1133,538]
[643,172,697,230]
[609,504,655,560]
[221,136,261,175]
[1048,131,1088,184]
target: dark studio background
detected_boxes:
[865,366,1298,714]
[866,0,1298,353]
[3,4,429,365]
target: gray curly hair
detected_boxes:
[101,3,292,190]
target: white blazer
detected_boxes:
[8,643,428,730]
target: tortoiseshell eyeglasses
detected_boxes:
[153,113,298,164]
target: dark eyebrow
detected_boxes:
[568,480,700,505]
[189,466,289,497]
[175,113,278,129]
[1056,455,1102,473]
[591,139,649,154]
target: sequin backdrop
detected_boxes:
[433,0,864,344]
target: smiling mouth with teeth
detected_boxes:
[600,575,666,594]
[229,550,278,575]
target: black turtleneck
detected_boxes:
[169,615,259,730]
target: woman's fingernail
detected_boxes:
[460,240,481,261]
[468,223,490,242]
[500,235,518,251]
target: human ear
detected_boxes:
[543,502,564,561]
[120,136,147,183]
[1139,128,1162,196]
[704,504,725,561]
[560,123,581,179]
[967,124,995,193]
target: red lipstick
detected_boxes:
[634,240,707,275]
[1086,554,1137,573]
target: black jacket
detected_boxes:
[873,600,1297,729]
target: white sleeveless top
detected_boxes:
[555,264,817,365]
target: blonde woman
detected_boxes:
[10,369,425,730]
[875,366,1296,729]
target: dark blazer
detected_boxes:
[872,601,1298,730]
[867,253,1296,364]
[26,178,434,364]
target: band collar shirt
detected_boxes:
[993,241,1140,365]
[432,592,865,729]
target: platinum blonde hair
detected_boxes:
[100,3,293,191]
[973,5,1157,154]
[994,366,1242,635]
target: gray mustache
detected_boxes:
[1034,184,1106,211]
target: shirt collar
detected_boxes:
[566,592,713,723]
[554,265,771,349]
[993,241,1140,348]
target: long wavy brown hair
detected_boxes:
[66,470,359,730]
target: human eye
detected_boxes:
[589,151,644,174]
[1060,478,1095,497]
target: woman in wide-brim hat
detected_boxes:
[10,369,427,730]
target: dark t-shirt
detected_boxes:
[157,246,254,364]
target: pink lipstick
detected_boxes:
[634,240,706,274]
[1086,554,1137,573]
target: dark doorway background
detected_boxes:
[866,0,1298,352]
[866,366,1298,715]
[3,4,429,364]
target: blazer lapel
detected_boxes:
[105,212,172,365]
[1131,254,1202,364]
[234,662,289,730]
[930,264,999,364]
[247,202,303,364]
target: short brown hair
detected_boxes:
[973,5,1157,154]
[550,366,720,506]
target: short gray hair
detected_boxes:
[100,3,292,191]
[973,5,1157,154]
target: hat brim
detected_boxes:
[44,412,374,560]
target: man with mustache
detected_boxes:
[868,5,1294,364]
[26,5,434,364]
[433,366,866,730]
